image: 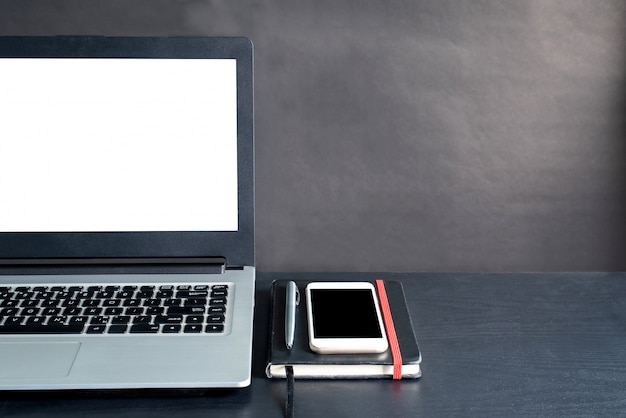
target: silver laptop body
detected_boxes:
[0,36,255,390]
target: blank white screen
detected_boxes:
[0,58,238,232]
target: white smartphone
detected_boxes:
[305,282,389,354]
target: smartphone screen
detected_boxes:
[306,282,388,354]
[310,289,383,338]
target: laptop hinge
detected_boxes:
[0,257,227,275]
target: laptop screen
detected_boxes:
[0,37,254,265]
[0,58,238,232]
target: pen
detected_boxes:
[285,281,299,350]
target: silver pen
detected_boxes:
[285,281,300,350]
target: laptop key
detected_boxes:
[42,307,62,316]
[69,316,88,325]
[102,299,121,307]
[104,307,124,315]
[49,324,83,334]
[155,315,183,324]
[90,316,109,324]
[64,307,83,316]
[186,315,204,324]
[208,306,226,314]
[0,300,19,308]
[95,290,115,299]
[117,290,135,299]
[5,316,24,325]
[177,290,208,298]
[61,299,80,308]
[26,316,46,325]
[164,298,182,307]
[156,289,174,298]
[86,325,106,334]
[144,298,161,307]
[209,297,227,306]
[21,307,41,316]
[19,300,39,308]
[81,299,100,307]
[205,324,224,333]
[83,307,102,316]
[0,308,19,315]
[145,307,165,315]
[167,306,205,315]
[207,314,225,324]
[125,307,144,315]
[111,315,131,324]
[109,325,128,334]
[133,315,151,324]
[184,298,207,307]
[162,324,182,333]
[49,316,68,325]
[211,289,228,297]
[130,324,160,333]
[183,324,202,333]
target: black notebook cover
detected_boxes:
[265,280,422,379]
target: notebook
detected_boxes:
[0,36,255,390]
[265,280,421,379]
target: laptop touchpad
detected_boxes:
[0,342,81,378]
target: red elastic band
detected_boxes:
[376,279,402,379]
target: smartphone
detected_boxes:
[305,282,388,354]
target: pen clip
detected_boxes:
[294,287,300,306]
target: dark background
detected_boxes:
[1,0,625,272]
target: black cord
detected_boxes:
[285,366,295,418]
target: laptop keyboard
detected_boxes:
[0,284,229,335]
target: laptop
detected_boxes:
[0,36,255,390]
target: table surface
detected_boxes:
[2,272,625,417]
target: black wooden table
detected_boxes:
[2,272,625,417]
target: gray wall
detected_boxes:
[1,1,625,272]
